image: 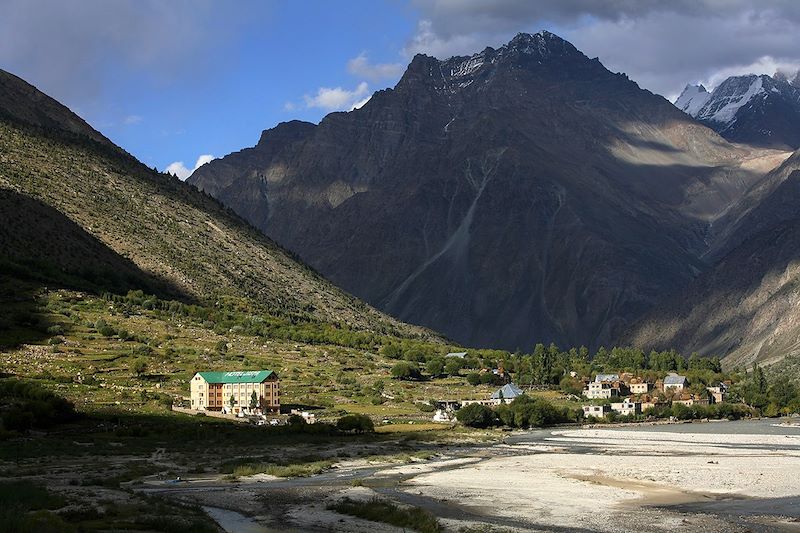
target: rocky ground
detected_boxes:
[129,420,800,532]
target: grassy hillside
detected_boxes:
[0,286,497,420]
[0,117,435,340]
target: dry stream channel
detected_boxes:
[142,418,800,532]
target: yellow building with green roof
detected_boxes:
[190,370,279,414]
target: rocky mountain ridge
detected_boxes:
[627,148,800,369]
[675,72,800,149]
[0,68,431,339]
[190,32,783,352]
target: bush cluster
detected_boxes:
[336,414,374,433]
[456,395,575,429]
[0,379,79,433]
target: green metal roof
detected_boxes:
[197,370,276,384]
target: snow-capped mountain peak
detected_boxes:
[675,84,711,116]
[695,75,766,125]
[673,72,800,148]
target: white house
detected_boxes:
[610,399,641,416]
[583,404,611,419]
[585,381,619,399]
[628,380,652,394]
[663,374,688,391]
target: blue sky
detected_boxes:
[2,1,799,178]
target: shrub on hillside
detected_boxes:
[98,324,117,337]
[426,358,445,377]
[129,358,147,377]
[337,414,374,433]
[391,362,422,381]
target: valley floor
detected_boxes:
[134,419,800,532]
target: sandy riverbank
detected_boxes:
[398,427,800,532]
[137,421,800,532]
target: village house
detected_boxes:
[190,370,279,414]
[673,393,710,407]
[595,373,620,383]
[432,399,462,422]
[628,379,652,395]
[610,399,642,416]
[584,374,629,399]
[446,351,467,359]
[583,404,611,419]
[585,381,616,399]
[489,382,524,405]
[663,373,688,392]
[706,382,729,404]
[639,395,667,412]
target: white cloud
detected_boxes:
[700,56,800,91]
[165,153,215,180]
[122,114,142,125]
[404,19,493,60]
[304,82,370,112]
[347,52,404,81]
[283,101,296,111]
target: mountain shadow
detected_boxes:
[0,188,188,348]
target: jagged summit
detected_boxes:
[506,30,579,55]
[397,31,595,97]
[674,72,800,148]
[675,83,711,116]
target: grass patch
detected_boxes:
[231,460,334,478]
[364,450,438,463]
[376,423,447,433]
[336,403,420,416]
[0,480,71,533]
[0,480,65,511]
[328,497,442,533]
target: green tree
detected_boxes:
[229,395,237,410]
[391,362,421,381]
[455,404,497,428]
[466,372,481,386]
[380,343,403,359]
[444,358,463,377]
[250,390,258,410]
[769,376,797,411]
[287,413,306,425]
[426,358,445,377]
[559,376,583,396]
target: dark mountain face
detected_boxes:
[627,150,800,368]
[190,32,772,351]
[0,69,112,147]
[675,74,800,149]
